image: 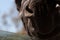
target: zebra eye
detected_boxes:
[26,5,33,13]
[56,4,60,8]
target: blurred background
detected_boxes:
[0,0,23,33]
[0,0,30,40]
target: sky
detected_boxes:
[0,0,23,33]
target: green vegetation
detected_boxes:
[0,31,31,40]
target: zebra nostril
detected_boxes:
[26,5,33,13]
